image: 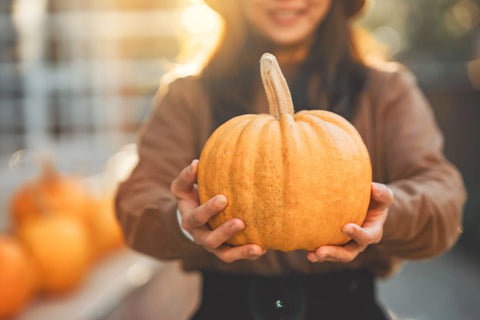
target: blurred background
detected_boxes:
[0,0,479,319]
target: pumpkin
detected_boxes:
[84,196,124,258]
[0,235,37,318]
[9,161,91,228]
[18,215,92,295]
[197,53,372,252]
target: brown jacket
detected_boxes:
[115,62,466,277]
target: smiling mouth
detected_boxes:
[269,9,305,26]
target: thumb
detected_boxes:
[171,160,199,202]
[369,182,394,211]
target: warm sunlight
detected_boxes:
[176,1,223,70]
[181,3,221,35]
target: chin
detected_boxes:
[264,28,313,47]
[270,36,310,48]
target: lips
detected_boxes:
[268,8,305,26]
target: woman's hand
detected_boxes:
[171,160,267,263]
[307,182,393,263]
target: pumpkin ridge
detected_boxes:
[297,113,355,160]
[250,116,278,247]
[308,110,367,153]
[297,112,371,245]
[227,116,272,245]
[199,116,254,229]
[198,120,228,205]
[226,121,251,244]
[203,115,255,172]
[299,115,340,249]
[294,118,322,249]
[253,118,282,248]
[296,113,351,246]
[252,121,268,247]
[279,113,304,251]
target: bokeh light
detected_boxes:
[181,3,221,35]
[372,25,403,55]
[444,0,480,36]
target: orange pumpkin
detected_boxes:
[0,235,37,318]
[9,161,90,228]
[18,215,91,295]
[84,196,124,258]
[197,53,372,252]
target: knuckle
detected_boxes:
[244,247,257,259]
[209,198,221,211]
[224,257,235,264]
[219,253,234,264]
[193,236,203,246]
[171,187,190,201]
[355,245,368,257]
[364,233,373,244]
[203,236,218,249]
[341,254,355,263]
[373,231,383,244]
[191,212,206,226]
[170,181,179,195]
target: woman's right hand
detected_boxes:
[171,159,266,263]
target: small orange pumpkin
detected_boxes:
[18,215,91,295]
[84,196,124,258]
[197,53,372,252]
[9,161,90,228]
[0,235,37,318]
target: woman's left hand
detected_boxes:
[307,182,394,263]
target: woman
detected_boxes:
[115,0,466,319]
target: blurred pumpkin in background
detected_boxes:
[9,161,91,228]
[18,215,92,295]
[85,196,124,258]
[0,149,133,317]
[0,235,37,318]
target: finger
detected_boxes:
[343,223,374,246]
[213,244,266,264]
[197,218,245,249]
[171,159,199,200]
[308,244,360,263]
[369,182,394,211]
[185,194,228,229]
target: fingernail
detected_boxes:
[215,195,227,207]
[231,221,242,231]
[188,160,198,173]
[345,225,354,234]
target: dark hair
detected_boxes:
[200,1,368,130]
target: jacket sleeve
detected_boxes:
[115,78,206,260]
[375,67,467,259]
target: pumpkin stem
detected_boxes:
[40,155,58,181]
[260,53,295,119]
